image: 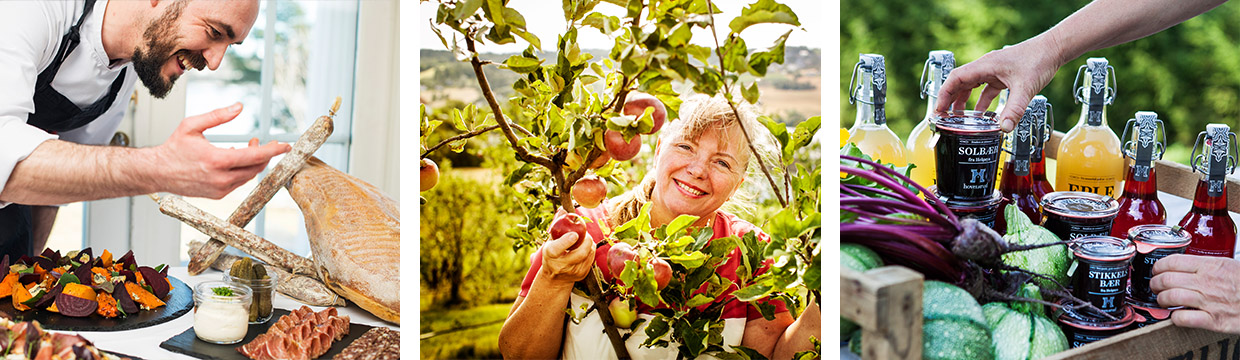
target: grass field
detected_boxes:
[420,303,512,360]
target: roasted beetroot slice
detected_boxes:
[73,265,91,286]
[54,293,97,318]
[16,256,33,267]
[117,251,136,270]
[138,266,169,298]
[112,282,138,314]
[18,273,40,285]
[38,249,59,263]
[32,257,54,273]
[32,284,63,309]
[73,248,92,266]
[0,255,9,279]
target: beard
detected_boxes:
[131,1,204,99]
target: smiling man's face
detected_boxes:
[131,0,258,98]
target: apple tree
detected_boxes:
[421,0,820,358]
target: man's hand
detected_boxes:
[150,103,290,199]
[1150,254,1240,334]
[935,39,1065,133]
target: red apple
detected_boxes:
[572,175,607,208]
[624,93,667,134]
[589,152,611,169]
[607,242,638,278]
[604,130,642,161]
[649,258,672,290]
[608,297,637,329]
[420,158,439,192]
[549,213,588,250]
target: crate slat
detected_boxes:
[841,267,923,360]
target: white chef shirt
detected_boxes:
[0,0,138,206]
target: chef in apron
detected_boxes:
[0,0,279,259]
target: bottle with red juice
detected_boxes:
[1031,96,1056,199]
[1110,111,1167,239]
[999,96,1049,223]
[1181,124,1239,257]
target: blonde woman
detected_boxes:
[499,95,820,359]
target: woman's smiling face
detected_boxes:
[650,122,749,223]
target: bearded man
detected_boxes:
[0,0,289,258]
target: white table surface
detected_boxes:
[58,266,400,359]
[840,190,1240,359]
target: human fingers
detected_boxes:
[1156,287,1208,309]
[1153,254,1213,275]
[544,231,580,255]
[1169,309,1217,331]
[217,142,291,169]
[974,84,1004,112]
[937,68,985,112]
[248,137,260,147]
[1149,271,1198,294]
[996,89,1035,133]
[178,103,243,135]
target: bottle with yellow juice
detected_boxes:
[906,50,954,187]
[848,54,906,167]
[1056,57,1124,198]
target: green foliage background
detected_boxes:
[841,0,1240,163]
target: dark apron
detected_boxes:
[1,0,128,259]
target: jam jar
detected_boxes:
[1042,191,1120,241]
[927,186,1006,234]
[1126,224,1191,304]
[1056,299,1140,348]
[1070,236,1135,317]
[933,110,1003,201]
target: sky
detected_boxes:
[419,0,823,53]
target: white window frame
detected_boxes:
[82,0,400,266]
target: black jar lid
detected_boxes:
[1127,224,1192,248]
[1041,191,1120,219]
[926,186,1004,209]
[1072,235,1136,262]
[934,110,1000,134]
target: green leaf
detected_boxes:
[483,0,507,27]
[504,162,534,186]
[667,23,693,47]
[728,0,801,34]
[452,0,484,21]
[684,294,715,308]
[668,251,709,269]
[504,55,544,73]
[680,319,709,357]
[512,28,542,49]
[641,315,672,347]
[734,283,774,302]
[56,272,80,287]
[664,214,699,238]
[741,81,760,104]
[787,116,820,163]
[582,12,621,33]
[761,115,791,152]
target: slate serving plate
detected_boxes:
[0,277,192,331]
[159,308,376,360]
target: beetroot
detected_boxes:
[32,284,63,310]
[39,249,59,263]
[0,255,8,279]
[138,266,169,299]
[71,248,92,266]
[111,281,138,315]
[18,273,40,285]
[32,257,54,273]
[54,293,97,318]
[72,265,91,287]
[16,255,32,267]
[116,251,136,270]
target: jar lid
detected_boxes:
[934,110,1000,134]
[1127,224,1191,248]
[926,186,1004,209]
[1041,191,1119,219]
[1057,299,1136,330]
[1072,236,1136,262]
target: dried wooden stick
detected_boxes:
[190,241,345,306]
[153,194,317,277]
[188,100,337,275]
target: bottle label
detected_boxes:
[1072,261,1129,316]
[1085,58,1109,127]
[1065,175,1118,197]
[936,130,1002,200]
[1185,247,1232,257]
[1044,214,1113,241]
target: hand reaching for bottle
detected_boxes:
[935,40,1066,133]
[1150,254,1240,334]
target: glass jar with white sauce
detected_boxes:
[193,281,252,344]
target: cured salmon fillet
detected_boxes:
[287,157,400,324]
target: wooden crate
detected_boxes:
[841,131,1240,359]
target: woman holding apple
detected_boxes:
[498,95,820,359]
